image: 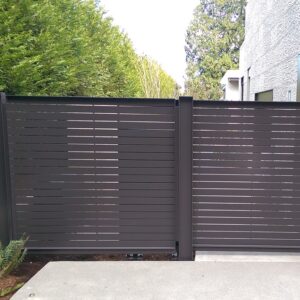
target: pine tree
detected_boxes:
[185,0,247,99]
[0,0,141,97]
[0,0,178,98]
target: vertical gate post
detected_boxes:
[177,96,193,260]
[0,93,10,246]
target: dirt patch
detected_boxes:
[0,261,45,299]
[0,276,20,299]
[0,253,173,299]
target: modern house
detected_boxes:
[221,0,300,102]
[220,70,241,101]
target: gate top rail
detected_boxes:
[193,99,300,107]
[6,95,176,106]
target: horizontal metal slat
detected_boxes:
[16,204,175,213]
[193,166,300,176]
[14,166,174,176]
[119,145,174,153]
[119,137,174,144]
[193,174,300,182]
[12,159,174,168]
[16,217,175,227]
[16,210,174,219]
[193,181,300,190]
[193,202,300,211]
[8,122,118,135]
[193,115,300,124]
[193,188,300,197]
[13,144,118,153]
[193,231,300,240]
[119,114,174,122]
[21,232,175,241]
[7,103,97,113]
[193,224,300,232]
[12,160,119,168]
[194,122,300,131]
[9,136,118,144]
[15,190,119,197]
[15,182,175,190]
[192,195,300,205]
[119,130,174,138]
[193,105,299,117]
[193,144,300,155]
[15,182,120,189]
[119,160,175,168]
[25,240,175,249]
[16,198,175,206]
[193,137,300,147]
[193,159,300,169]
[193,239,300,248]
[8,111,174,122]
[193,210,300,218]
[15,173,119,180]
[15,189,175,198]
[16,225,174,234]
[193,130,300,139]
[8,112,118,121]
[12,152,118,160]
[117,105,174,114]
[118,122,174,130]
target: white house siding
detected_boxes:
[239,0,300,102]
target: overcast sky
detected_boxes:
[100,0,199,88]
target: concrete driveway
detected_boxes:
[12,255,300,300]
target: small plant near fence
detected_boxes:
[0,235,28,297]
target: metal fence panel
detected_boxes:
[5,95,300,255]
[6,96,176,252]
[193,101,300,250]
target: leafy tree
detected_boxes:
[0,0,178,98]
[185,0,246,99]
[0,0,141,97]
[136,56,179,98]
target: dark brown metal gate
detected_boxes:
[3,95,177,253]
[193,101,300,250]
[3,94,300,258]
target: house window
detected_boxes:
[288,90,292,102]
[255,90,273,102]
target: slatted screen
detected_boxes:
[6,96,176,251]
[193,102,300,250]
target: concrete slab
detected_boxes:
[195,251,300,262]
[12,261,300,300]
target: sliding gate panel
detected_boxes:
[193,101,300,250]
[6,96,176,251]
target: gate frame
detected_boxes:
[0,93,13,246]
[177,97,193,260]
[2,94,181,257]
